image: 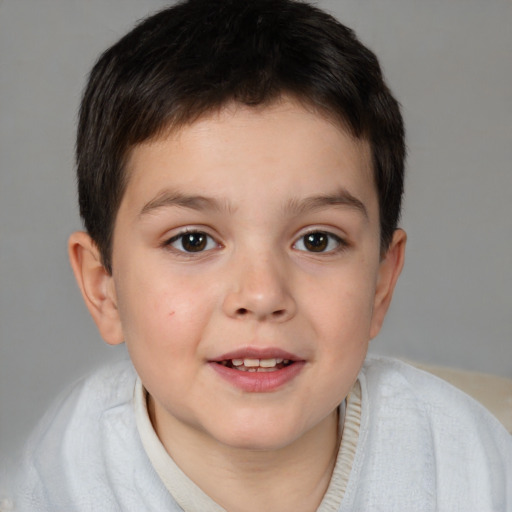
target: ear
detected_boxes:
[68,231,124,345]
[369,229,407,340]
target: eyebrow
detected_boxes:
[139,190,233,217]
[284,188,368,219]
[139,187,368,219]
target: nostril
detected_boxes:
[232,307,289,319]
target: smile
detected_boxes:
[218,358,293,372]
[209,349,304,392]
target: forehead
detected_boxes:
[122,99,376,219]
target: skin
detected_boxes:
[69,98,406,512]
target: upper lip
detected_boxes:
[210,347,303,362]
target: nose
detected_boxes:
[222,250,297,322]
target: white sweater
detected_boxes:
[9,357,512,511]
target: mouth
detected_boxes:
[209,349,304,392]
[216,357,294,372]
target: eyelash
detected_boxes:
[293,230,347,254]
[164,229,219,254]
[163,229,347,255]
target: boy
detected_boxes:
[12,0,512,510]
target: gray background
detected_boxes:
[1,0,511,468]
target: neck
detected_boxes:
[149,399,340,512]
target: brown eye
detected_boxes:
[304,232,328,252]
[294,231,343,253]
[181,232,207,252]
[168,231,216,253]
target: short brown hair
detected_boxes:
[77,0,405,272]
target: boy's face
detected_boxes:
[80,98,404,452]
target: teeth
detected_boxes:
[242,358,279,368]
[219,357,293,371]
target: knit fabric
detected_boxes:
[9,357,512,511]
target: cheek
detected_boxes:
[116,267,219,354]
[116,276,212,396]
[304,266,377,340]
[309,271,375,390]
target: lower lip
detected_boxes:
[209,361,305,392]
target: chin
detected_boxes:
[206,415,309,452]
[219,432,298,452]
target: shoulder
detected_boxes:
[350,356,512,509]
[361,355,510,435]
[11,359,152,510]
[28,358,137,448]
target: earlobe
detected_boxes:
[68,232,124,345]
[369,229,407,340]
